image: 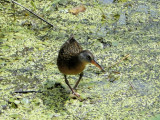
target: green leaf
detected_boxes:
[30,0,37,10]
[14,100,21,104]
[10,114,21,119]
[150,114,160,120]
[1,45,10,50]
[112,41,119,46]
[21,98,30,105]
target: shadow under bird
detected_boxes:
[57,35,104,97]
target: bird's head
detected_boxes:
[78,50,105,72]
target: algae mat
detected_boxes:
[0,0,160,119]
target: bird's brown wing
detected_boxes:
[58,35,83,59]
[57,35,83,72]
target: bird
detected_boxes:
[57,34,104,97]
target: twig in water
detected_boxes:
[11,0,54,27]
[13,90,42,94]
[108,54,130,68]
[129,81,135,89]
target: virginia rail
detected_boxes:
[57,35,104,97]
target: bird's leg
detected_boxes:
[73,72,83,89]
[64,75,80,97]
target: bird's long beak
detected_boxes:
[91,60,105,72]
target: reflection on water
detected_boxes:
[99,0,114,4]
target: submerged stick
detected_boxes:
[108,54,130,68]
[14,90,42,94]
[11,0,54,27]
[128,81,135,89]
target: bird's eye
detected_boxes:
[87,55,91,61]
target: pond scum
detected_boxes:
[0,0,160,119]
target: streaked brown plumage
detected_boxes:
[57,35,104,97]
